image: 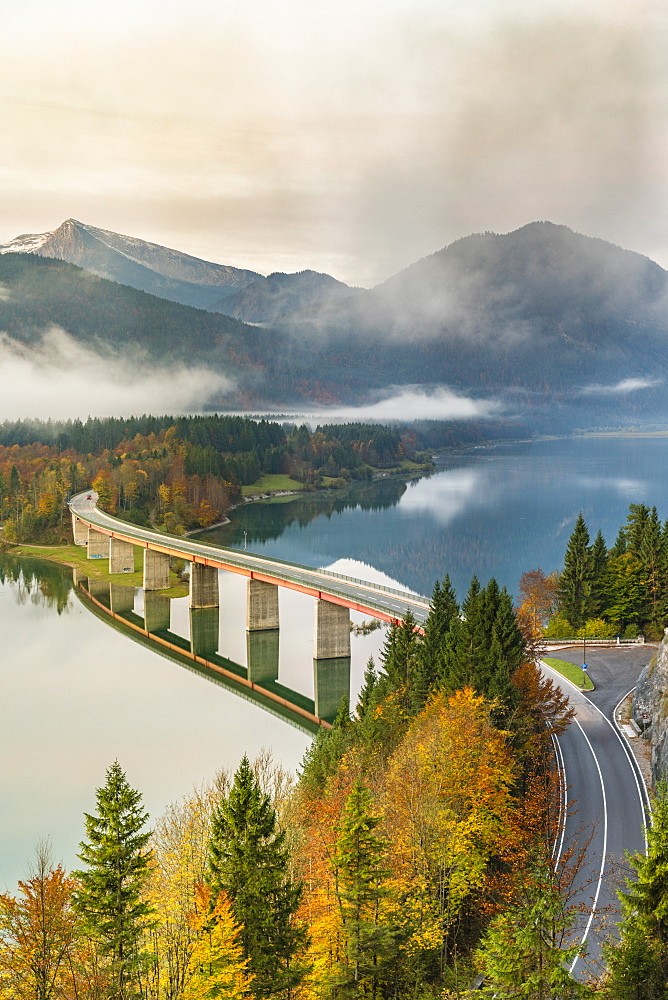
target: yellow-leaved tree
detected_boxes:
[181,884,254,1000]
[143,786,219,1000]
[382,688,517,970]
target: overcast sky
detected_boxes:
[1,0,666,286]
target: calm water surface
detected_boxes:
[207,435,668,600]
[3,435,668,889]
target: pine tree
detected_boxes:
[381,610,421,691]
[72,761,153,1000]
[605,781,668,999]
[625,503,652,556]
[206,755,308,998]
[640,508,663,634]
[415,576,460,709]
[355,657,379,720]
[559,513,592,629]
[438,578,522,716]
[439,576,484,694]
[589,529,608,619]
[476,859,587,999]
[332,779,395,996]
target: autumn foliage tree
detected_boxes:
[0,843,78,1000]
[181,884,254,1000]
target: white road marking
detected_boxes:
[569,717,608,977]
[551,729,568,865]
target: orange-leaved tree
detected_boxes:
[0,844,78,1000]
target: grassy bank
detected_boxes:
[6,542,187,596]
[542,655,595,691]
[240,474,306,497]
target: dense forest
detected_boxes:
[516,504,668,643]
[1,567,664,998]
[0,415,439,544]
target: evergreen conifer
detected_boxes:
[559,513,592,629]
[206,755,308,998]
[589,529,608,619]
[72,761,153,1000]
[416,576,459,708]
[605,781,668,998]
[332,779,396,995]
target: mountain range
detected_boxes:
[0,219,261,310]
[2,219,668,425]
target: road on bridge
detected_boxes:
[69,491,431,625]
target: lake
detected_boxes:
[2,433,667,890]
[203,434,668,600]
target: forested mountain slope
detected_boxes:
[2,222,668,422]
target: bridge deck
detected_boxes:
[69,492,430,625]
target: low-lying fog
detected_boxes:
[0,325,661,427]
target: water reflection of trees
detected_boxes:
[0,554,73,614]
[210,478,409,547]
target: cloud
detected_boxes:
[291,385,501,423]
[579,376,663,395]
[1,0,665,285]
[0,326,235,420]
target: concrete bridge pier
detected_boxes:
[72,514,88,546]
[87,528,109,560]
[109,538,134,574]
[144,592,170,633]
[110,584,135,616]
[247,579,279,631]
[314,599,351,660]
[247,629,280,684]
[190,606,219,658]
[143,549,170,591]
[313,656,351,722]
[189,563,219,609]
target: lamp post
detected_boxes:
[243,529,247,551]
[582,630,587,679]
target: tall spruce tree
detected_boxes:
[332,779,396,996]
[625,503,652,556]
[356,657,379,720]
[206,755,308,999]
[640,507,663,633]
[589,529,608,619]
[72,761,153,1000]
[414,576,460,710]
[381,610,421,691]
[438,577,522,716]
[559,513,593,629]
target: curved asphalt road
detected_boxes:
[69,491,430,624]
[543,645,653,980]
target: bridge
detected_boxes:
[69,491,430,720]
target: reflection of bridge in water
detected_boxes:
[75,574,346,733]
[69,491,430,729]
